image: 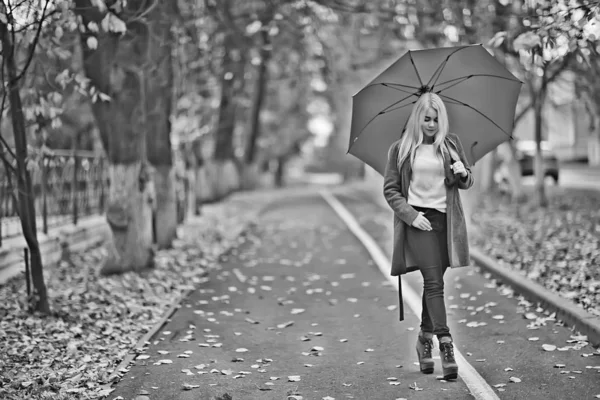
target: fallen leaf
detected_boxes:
[542,344,557,352]
[183,383,201,390]
[277,321,295,329]
[288,375,301,382]
[509,377,522,383]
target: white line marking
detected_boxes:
[320,189,500,400]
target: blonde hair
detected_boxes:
[395,92,457,171]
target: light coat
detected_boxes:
[383,132,474,320]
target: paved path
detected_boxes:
[109,190,600,400]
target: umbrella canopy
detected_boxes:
[348,44,522,176]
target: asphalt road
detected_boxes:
[109,190,600,400]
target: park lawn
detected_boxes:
[470,185,600,317]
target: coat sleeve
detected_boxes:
[383,142,420,225]
[450,133,475,190]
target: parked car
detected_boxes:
[515,140,560,183]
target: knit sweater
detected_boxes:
[407,144,447,213]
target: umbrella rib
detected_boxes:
[379,92,420,114]
[381,83,422,96]
[437,94,514,139]
[409,51,424,87]
[349,101,417,153]
[427,46,471,89]
[363,82,421,91]
[434,74,522,93]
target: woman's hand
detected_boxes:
[411,212,432,231]
[451,161,467,178]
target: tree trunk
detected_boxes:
[505,141,525,202]
[533,100,548,207]
[0,16,49,313]
[478,150,497,191]
[101,162,155,274]
[152,166,177,248]
[75,0,157,273]
[214,34,241,162]
[588,126,600,166]
[245,28,272,165]
[145,1,177,249]
[212,33,243,198]
[274,155,287,187]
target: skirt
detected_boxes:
[406,206,450,268]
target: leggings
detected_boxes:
[406,206,451,339]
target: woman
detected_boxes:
[383,92,473,381]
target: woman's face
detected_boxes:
[421,107,439,138]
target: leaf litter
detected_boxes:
[0,196,269,399]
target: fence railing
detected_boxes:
[0,150,108,247]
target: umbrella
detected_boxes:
[348,44,522,176]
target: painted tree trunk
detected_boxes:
[152,165,177,249]
[589,126,600,166]
[101,162,155,274]
[240,162,261,191]
[0,13,49,313]
[478,151,497,191]
[75,0,167,273]
[505,141,524,202]
[203,159,239,201]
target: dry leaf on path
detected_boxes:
[183,383,201,390]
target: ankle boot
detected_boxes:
[416,334,434,374]
[439,341,458,380]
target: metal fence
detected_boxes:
[0,150,108,247]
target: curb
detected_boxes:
[337,184,600,348]
[470,248,600,347]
